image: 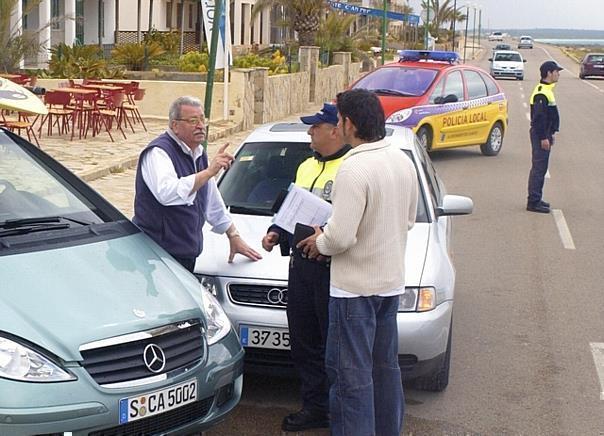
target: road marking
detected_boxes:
[545,169,550,179]
[589,343,604,400]
[522,102,528,108]
[552,209,575,250]
[582,80,604,93]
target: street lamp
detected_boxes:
[452,0,457,51]
[463,4,469,63]
[471,5,477,56]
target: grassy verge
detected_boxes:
[558,45,604,63]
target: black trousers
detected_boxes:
[287,249,330,414]
[527,129,553,205]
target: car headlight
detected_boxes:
[386,108,413,123]
[199,277,232,345]
[0,335,76,382]
[398,287,437,312]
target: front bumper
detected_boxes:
[491,69,523,78]
[215,276,453,380]
[0,333,244,436]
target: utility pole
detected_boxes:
[478,8,482,47]
[472,5,476,58]
[463,5,469,63]
[381,0,387,65]
[452,0,457,51]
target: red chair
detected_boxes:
[95,90,127,141]
[1,110,40,147]
[38,91,74,136]
[121,86,147,132]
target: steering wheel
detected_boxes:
[0,179,16,194]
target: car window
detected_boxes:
[428,77,445,103]
[411,139,442,214]
[353,67,438,96]
[494,52,522,62]
[479,71,500,96]
[443,70,464,102]
[0,131,107,225]
[464,70,488,99]
[586,54,604,63]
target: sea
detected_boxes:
[534,38,604,46]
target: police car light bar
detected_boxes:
[398,50,459,63]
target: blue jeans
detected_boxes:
[326,295,404,436]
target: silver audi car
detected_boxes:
[195,123,473,391]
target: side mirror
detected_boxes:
[523,59,527,63]
[436,194,474,217]
[442,94,458,104]
[488,58,493,62]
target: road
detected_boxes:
[89,42,604,435]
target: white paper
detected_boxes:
[272,184,332,234]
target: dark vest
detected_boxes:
[133,133,209,258]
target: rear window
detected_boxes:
[495,52,522,62]
[586,54,604,63]
[353,67,438,96]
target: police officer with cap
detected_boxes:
[527,60,563,213]
[262,103,350,432]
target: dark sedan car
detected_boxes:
[579,53,604,79]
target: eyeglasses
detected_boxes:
[175,116,205,126]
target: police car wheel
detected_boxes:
[480,122,504,156]
[417,126,432,152]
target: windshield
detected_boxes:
[0,130,108,226]
[495,52,522,62]
[353,67,438,96]
[218,140,429,222]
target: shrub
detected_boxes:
[111,42,165,71]
[48,43,123,78]
[233,50,288,75]
[178,51,209,72]
[143,27,180,54]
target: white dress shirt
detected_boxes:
[140,129,232,234]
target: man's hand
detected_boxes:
[208,143,234,176]
[262,231,280,252]
[296,225,323,259]
[228,236,263,263]
[540,138,551,151]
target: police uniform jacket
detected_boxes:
[530,81,560,140]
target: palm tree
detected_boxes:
[0,0,45,72]
[251,0,327,46]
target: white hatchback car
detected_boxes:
[195,123,473,391]
[489,50,527,80]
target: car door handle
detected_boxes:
[462,106,469,110]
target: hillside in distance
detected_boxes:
[487,29,604,39]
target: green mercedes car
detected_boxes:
[0,127,243,435]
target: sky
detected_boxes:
[406,0,604,31]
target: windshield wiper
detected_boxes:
[229,205,273,216]
[372,88,416,97]
[0,216,91,229]
[0,222,70,237]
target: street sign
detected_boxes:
[328,1,420,24]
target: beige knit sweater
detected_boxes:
[315,138,418,296]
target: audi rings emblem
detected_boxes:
[266,288,288,305]
[143,343,166,373]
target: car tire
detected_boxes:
[417,126,433,152]
[579,73,585,79]
[412,319,452,392]
[480,121,504,156]
[517,76,524,81]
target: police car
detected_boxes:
[194,122,473,392]
[350,50,509,156]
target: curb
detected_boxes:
[77,120,242,182]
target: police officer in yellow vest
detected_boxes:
[262,103,349,432]
[527,60,563,213]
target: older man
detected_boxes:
[133,96,261,272]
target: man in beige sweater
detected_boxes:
[298,89,418,436]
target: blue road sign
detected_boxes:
[328,1,420,24]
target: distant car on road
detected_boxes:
[579,53,604,79]
[489,50,527,80]
[195,122,474,392]
[518,36,534,49]
[349,50,509,156]
[493,43,511,52]
[488,31,504,41]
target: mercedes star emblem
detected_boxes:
[143,343,166,373]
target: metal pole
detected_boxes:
[424,3,430,49]
[452,0,457,51]
[472,6,476,57]
[204,0,224,143]
[478,9,482,47]
[463,6,469,63]
[381,0,387,65]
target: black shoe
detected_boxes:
[282,409,329,432]
[540,200,550,208]
[527,203,550,213]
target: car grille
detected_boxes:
[87,395,214,436]
[80,320,205,386]
[228,284,287,309]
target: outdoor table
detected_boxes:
[53,87,98,95]
[81,84,125,91]
[0,73,21,80]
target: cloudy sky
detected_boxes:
[406,0,604,30]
